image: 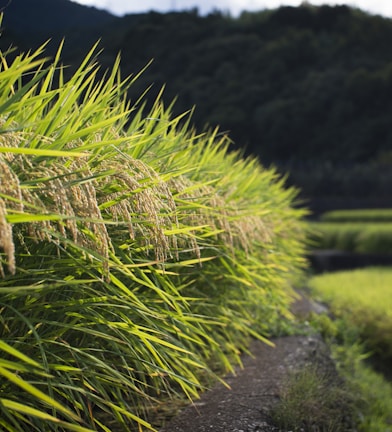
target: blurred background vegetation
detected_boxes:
[1,0,392,213]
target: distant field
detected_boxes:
[309,222,392,254]
[320,209,392,223]
[311,209,392,253]
[308,267,392,357]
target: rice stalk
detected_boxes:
[0,37,308,431]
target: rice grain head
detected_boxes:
[98,156,181,263]
[0,154,24,275]
[0,126,113,275]
[169,175,273,256]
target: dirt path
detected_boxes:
[160,293,335,432]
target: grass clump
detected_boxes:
[0,38,307,431]
[272,365,356,431]
[308,269,392,430]
[334,337,392,432]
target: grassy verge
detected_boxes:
[0,40,307,430]
[311,315,392,431]
[306,268,392,431]
[269,309,392,432]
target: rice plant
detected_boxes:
[0,35,307,431]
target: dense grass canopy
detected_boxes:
[0,39,307,431]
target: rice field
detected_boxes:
[0,41,307,431]
[309,222,392,254]
[309,208,392,254]
[320,209,392,223]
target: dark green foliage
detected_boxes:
[286,161,392,209]
[1,0,115,32]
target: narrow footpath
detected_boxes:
[160,293,336,432]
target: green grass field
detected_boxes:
[310,209,392,254]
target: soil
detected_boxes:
[160,292,339,432]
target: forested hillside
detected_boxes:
[1,1,391,211]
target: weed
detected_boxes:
[310,313,392,431]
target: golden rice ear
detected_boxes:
[0,131,112,276]
[0,153,24,276]
[0,199,15,276]
[40,162,111,268]
[168,175,273,257]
